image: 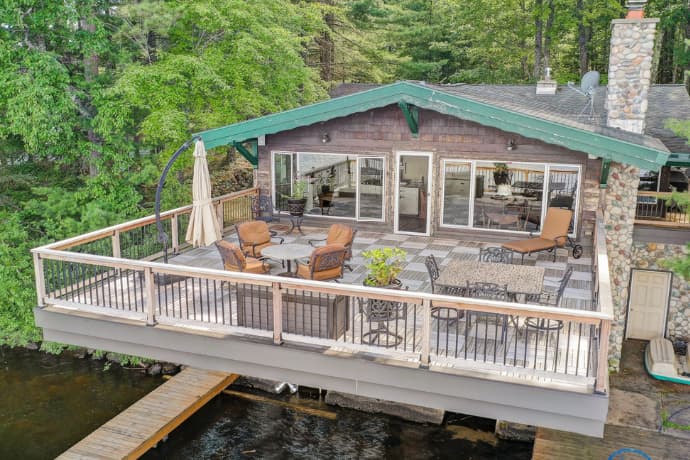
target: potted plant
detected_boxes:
[493,162,512,196]
[283,178,309,216]
[361,247,407,288]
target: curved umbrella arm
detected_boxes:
[155,135,201,263]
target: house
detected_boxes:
[31,4,689,438]
[195,7,689,369]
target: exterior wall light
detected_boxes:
[506,139,517,151]
[321,133,330,143]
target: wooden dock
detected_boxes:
[59,368,238,460]
[532,425,690,459]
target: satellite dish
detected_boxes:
[580,71,600,95]
[567,70,600,118]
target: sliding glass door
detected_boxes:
[441,161,472,226]
[356,157,385,221]
[395,152,432,235]
[273,152,293,211]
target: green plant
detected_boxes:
[283,179,309,199]
[494,162,509,173]
[361,247,407,286]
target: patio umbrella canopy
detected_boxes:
[185,140,222,247]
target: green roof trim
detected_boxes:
[195,81,670,170]
[667,153,690,167]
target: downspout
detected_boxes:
[154,136,201,263]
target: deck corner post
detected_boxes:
[144,267,158,326]
[272,283,283,345]
[215,201,224,231]
[595,319,611,394]
[33,251,46,307]
[112,230,121,259]
[421,299,432,367]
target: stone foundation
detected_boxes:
[324,390,445,424]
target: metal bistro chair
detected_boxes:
[425,255,464,323]
[478,247,514,264]
[524,266,574,331]
[251,194,281,223]
[358,289,408,348]
[466,281,510,343]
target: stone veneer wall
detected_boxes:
[603,162,640,370]
[605,18,659,133]
[631,243,690,340]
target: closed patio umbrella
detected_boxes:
[185,139,222,247]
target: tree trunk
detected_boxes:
[316,1,335,82]
[576,0,588,75]
[80,18,101,178]
[534,0,543,80]
[543,0,555,72]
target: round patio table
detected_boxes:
[261,243,313,276]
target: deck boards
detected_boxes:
[532,425,690,460]
[58,368,237,460]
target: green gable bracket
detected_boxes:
[398,102,419,137]
[600,160,611,188]
[233,140,258,167]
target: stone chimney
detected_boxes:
[536,67,557,95]
[605,2,659,134]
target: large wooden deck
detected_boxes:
[58,368,237,460]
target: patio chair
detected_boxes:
[358,289,408,348]
[235,221,284,258]
[251,194,281,223]
[478,247,514,264]
[524,266,574,331]
[295,244,347,282]
[466,281,510,343]
[501,207,583,263]
[215,241,269,274]
[308,224,357,271]
[425,255,464,323]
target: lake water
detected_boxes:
[1,347,533,459]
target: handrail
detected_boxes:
[594,210,614,394]
[33,246,612,325]
[36,188,258,251]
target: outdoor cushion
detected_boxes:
[236,221,276,257]
[296,244,347,281]
[215,240,268,274]
[502,237,556,255]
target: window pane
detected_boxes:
[358,157,384,220]
[473,162,545,231]
[442,162,471,226]
[273,153,292,211]
[299,153,356,218]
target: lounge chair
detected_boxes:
[501,207,583,263]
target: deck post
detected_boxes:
[595,319,611,394]
[144,267,158,326]
[215,201,224,231]
[272,283,283,344]
[171,214,179,255]
[33,252,46,307]
[112,230,121,259]
[421,299,431,367]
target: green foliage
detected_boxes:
[284,179,309,199]
[362,247,407,286]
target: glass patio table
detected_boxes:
[436,259,545,296]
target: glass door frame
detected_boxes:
[440,159,475,229]
[394,151,433,236]
[355,156,386,222]
[271,151,294,212]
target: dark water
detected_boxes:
[144,389,533,460]
[0,347,162,459]
[1,347,532,459]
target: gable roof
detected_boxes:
[196,80,672,170]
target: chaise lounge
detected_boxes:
[501,207,583,263]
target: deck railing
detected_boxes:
[635,191,690,227]
[32,187,613,393]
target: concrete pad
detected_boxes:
[325,390,444,424]
[607,388,660,430]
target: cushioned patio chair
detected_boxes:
[215,241,269,274]
[295,244,348,282]
[501,207,583,263]
[308,223,357,271]
[235,220,284,258]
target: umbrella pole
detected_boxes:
[155,136,201,263]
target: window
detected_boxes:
[441,161,472,226]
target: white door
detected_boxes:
[626,270,672,340]
[394,152,432,235]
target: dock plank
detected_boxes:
[58,368,238,460]
[532,425,690,460]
